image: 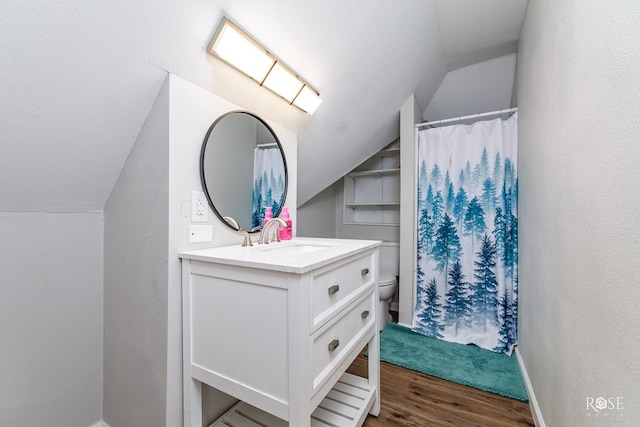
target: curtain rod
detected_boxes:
[416,107,518,129]
[256,142,278,149]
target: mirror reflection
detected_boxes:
[200,111,287,232]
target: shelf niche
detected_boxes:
[343,145,400,226]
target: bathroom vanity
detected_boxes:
[180,237,381,427]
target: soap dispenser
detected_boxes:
[263,206,273,227]
[278,206,292,240]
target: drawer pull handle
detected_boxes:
[361,268,370,276]
[361,310,370,319]
[328,339,340,352]
[328,285,340,295]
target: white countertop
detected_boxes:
[179,237,381,274]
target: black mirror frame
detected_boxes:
[199,110,288,233]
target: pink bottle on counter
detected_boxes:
[278,207,292,240]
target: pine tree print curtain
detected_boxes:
[252,147,286,228]
[412,113,518,355]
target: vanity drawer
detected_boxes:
[310,251,376,331]
[311,291,375,393]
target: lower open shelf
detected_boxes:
[210,373,376,427]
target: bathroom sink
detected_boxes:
[256,241,337,255]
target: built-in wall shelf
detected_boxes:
[345,202,400,208]
[343,142,400,226]
[372,147,400,158]
[347,168,400,178]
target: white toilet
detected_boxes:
[378,242,399,332]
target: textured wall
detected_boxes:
[424,53,517,121]
[0,212,103,427]
[103,78,171,427]
[297,183,338,238]
[517,1,640,425]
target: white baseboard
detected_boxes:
[90,421,111,427]
[515,347,545,427]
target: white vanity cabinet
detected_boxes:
[180,238,381,427]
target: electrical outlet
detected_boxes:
[191,191,208,222]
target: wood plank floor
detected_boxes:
[346,352,535,427]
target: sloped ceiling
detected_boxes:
[0,0,527,212]
[424,53,518,122]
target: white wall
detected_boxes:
[398,94,422,327]
[297,183,338,238]
[104,74,297,427]
[0,212,103,427]
[103,78,171,427]
[517,1,640,425]
[424,53,517,121]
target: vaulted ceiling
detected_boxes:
[0,0,527,212]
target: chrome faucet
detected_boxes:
[237,229,253,247]
[236,225,261,247]
[258,217,287,244]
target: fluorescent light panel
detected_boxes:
[263,62,304,103]
[208,17,322,114]
[293,85,323,115]
[209,19,274,83]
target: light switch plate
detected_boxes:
[191,191,208,222]
[189,225,213,243]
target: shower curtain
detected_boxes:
[252,146,286,228]
[412,113,518,355]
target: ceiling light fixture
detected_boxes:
[208,17,323,115]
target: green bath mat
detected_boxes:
[378,322,528,402]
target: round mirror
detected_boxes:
[200,111,288,232]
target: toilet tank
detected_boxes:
[379,242,399,279]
